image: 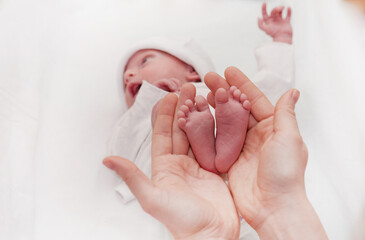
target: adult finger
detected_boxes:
[152,93,178,158]
[207,92,215,108]
[262,2,269,20]
[103,156,156,206]
[224,66,274,122]
[151,99,162,128]
[273,89,300,134]
[204,72,230,108]
[204,72,230,94]
[248,114,258,129]
[173,83,196,154]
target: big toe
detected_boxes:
[215,88,229,104]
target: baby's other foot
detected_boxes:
[177,96,217,173]
[215,86,250,173]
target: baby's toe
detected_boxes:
[215,88,229,104]
[180,105,190,115]
[242,100,251,111]
[178,118,187,129]
[239,93,248,103]
[229,86,238,95]
[185,99,194,110]
[232,89,242,101]
[177,110,186,118]
[195,95,209,112]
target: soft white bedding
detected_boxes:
[1,0,365,239]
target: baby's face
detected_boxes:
[124,49,193,108]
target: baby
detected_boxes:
[123,47,251,173]
[121,3,293,174]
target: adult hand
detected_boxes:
[205,67,328,240]
[258,3,293,44]
[103,84,240,240]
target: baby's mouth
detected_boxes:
[128,82,142,98]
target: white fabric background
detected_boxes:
[1,0,365,239]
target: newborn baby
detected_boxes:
[124,47,251,173]
[121,3,292,174]
[109,4,294,239]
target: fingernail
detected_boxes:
[291,89,300,103]
[103,160,114,170]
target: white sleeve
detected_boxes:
[252,42,294,104]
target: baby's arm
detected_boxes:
[253,3,294,104]
[258,3,293,44]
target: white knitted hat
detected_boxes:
[119,37,215,83]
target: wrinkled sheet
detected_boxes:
[1,0,365,239]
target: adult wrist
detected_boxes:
[175,232,238,240]
[174,224,239,240]
[254,197,328,240]
[176,236,235,240]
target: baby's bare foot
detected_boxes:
[178,96,217,173]
[215,86,250,173]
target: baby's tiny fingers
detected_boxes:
[271,6,285,18]
[258,18,265,29]
[262,3,269,20]
[286,7,292,20]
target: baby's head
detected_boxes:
[124,49,201,107]
[120,37,214,108]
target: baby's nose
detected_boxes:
[123,69,135,85]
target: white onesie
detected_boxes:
[108,42,294,240]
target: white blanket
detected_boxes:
[1,0,365,239]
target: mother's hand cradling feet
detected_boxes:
[104,84,240,240]
[205,66,328,240]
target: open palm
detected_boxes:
[258,3,292,42]
[148,152,239,239]
[104,85,239,239]
[228,115,307,229]
[205,67,307,229]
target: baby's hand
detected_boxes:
[258,3,293,44]
[154,78,181,93]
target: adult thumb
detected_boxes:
[273,89,300,134]
[103,156,156,208]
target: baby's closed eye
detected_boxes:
[141,55,153,65]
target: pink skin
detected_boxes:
[128,2,290,173]
[178,86,251,174]
[177,96,217,173]
[258,3,293,44]
[124,49,200,108]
